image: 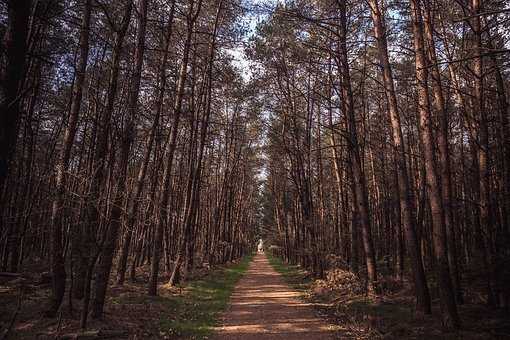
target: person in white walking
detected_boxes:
[257,239,264,253]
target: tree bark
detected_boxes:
[0,0,31,194]
[47,0,91,316]
[80,1,132,326]
[409,0,460,329]
[91,0,136,319]
[148,0,203,296]
[169,0,222,286]
[470,0,498,307]
[422,0,463,304]
[116,0,175,285]
[367,0,431,313]
[337,0,377,293]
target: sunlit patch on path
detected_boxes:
[214,253,335,339]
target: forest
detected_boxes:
[0,0,509,338]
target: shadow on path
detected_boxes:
[213,253,335,339]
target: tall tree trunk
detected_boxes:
[47,0,91,316]
[409,0,460,329]
[91,0,139,319]
[337,0,377,293]
[116,0,175,285]
[470,0,498,307]
[148,0,203,296]
[0,0,31,194]
[169,0,222,286]
[422,0,462,304]
[367,0,431,313]
[81,1,132,326]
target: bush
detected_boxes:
[312,268,365,297]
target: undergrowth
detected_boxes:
[112,254,254,339]
[266,253,311,292]
[266,253,510,339]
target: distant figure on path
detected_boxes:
[257,239,264,253]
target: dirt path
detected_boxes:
[214,253,335,339]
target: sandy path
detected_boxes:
[213,253,335,339]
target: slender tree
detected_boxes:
[367,0,431,313]
[409,0,460,329]
[47,0,92,316]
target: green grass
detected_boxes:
[115,254,253,339]
[161,254,254,338]
[266,253,311,292]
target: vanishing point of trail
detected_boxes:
[214,253,335,339]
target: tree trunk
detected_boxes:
[470,0,498,307]
[47,0,91,316]
[409,0,460,329]
[368,0,431,313]
[116,0,175,285]
[169,0,222,285]
[80,1,132,325]
[90,1,136,319]
[0,0,31,194]
[422,1,462,304]
[148,0,202,296]
[337,0,377,293]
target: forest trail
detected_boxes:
[213,253,335,339]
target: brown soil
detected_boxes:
[213,253,336,339]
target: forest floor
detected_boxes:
[268,255,510,339]
[213,252,338,339]
[2,254,510,339]
[0,254,253,339]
